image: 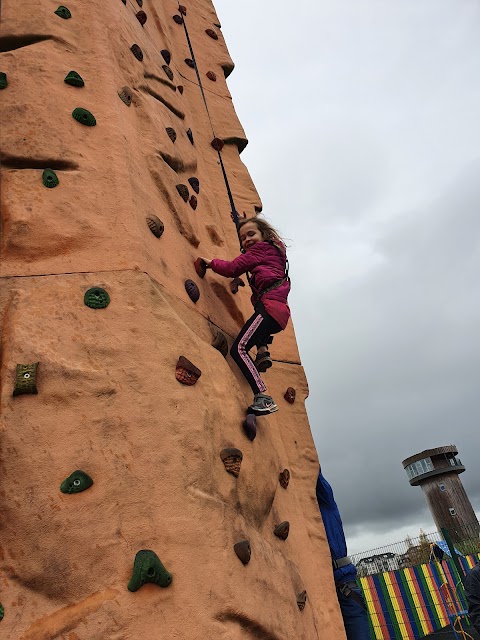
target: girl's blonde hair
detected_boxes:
[238,216,284,246]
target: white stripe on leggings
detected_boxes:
[238,313,267,393]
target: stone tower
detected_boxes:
[0,0,346,637]
[402,445,479,542]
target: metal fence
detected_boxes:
[352,522,480,640]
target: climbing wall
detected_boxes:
[0,1,346,638]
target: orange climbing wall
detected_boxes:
[0,0,346,638]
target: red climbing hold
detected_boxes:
[206,71,217,82]
[194,258,207,279]
[178,4,187,15]
[136,10,147,25]
[229,277,245,294]
[205,28,218,40]
[211,138,224,151]
[189,195,197,210]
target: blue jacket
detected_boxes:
[316,471,357,583]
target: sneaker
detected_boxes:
[247,393,278,416]
[255,351,272,372]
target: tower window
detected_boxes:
[439,483,446,492]
[449,508,457,516]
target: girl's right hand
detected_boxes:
[199,257,212,267]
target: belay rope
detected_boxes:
[177,5,242,245]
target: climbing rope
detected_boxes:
[429,544,474,640]
[176,4,242,246]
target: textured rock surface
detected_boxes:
[0,0,345,638]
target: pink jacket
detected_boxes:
[210,241,291,329]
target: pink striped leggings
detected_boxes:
[230,304,282,395]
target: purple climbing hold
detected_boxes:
[242,414,256,441]
[188,177,200,194]
[161,49,171,65]
[185,58,195,69]
[186,128,194,145]
[211,137,224,151]
[173,14,183,24]
[185,279,200,303]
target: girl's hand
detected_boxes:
[199,257,212,267]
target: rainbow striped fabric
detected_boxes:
[357,553,479,639]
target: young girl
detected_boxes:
[200,217,290,416]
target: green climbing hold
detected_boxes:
[64,70,84,87]
[84,287,110,309]
[42,168,59,188]
[0,72,7,90]
[13,363,39,397]
[72,108,96,126]
[54,5,71,18]
[0,603,3,621]
[128,550,172,592]
[60,470,93,494]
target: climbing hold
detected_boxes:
[194,257,206,279]
[233,540,251,565]
[212,330,228,358]
[297,590,307,611]
[42,168,59,188]
[211,137,224,151]
[184,58,195,69]
[176,184,189,202]
[206,71,217,82]
[229,277,245,294]
[60,470,93,494]
[136,10,147,25]
[130,43,143,61]
[242,414,256,441]
[279,469,290,490]
[189,195,197,210]
[161,49,171,65]
[121,0,126,4]
[205,28,218,40]
[220,448,243,477]
[146,215,164,238]
[178,5,187,15]
[64,70,84,87]
[185,279,200,303]
[13,363,39,397]
[188,177,200,194]
[128,550,172,592]
[273,521,290,540]
[0,72,7,89]
[136,0,143,5]
[177,85,184,94]
[72,108,96,126]
[54,5,71,18]
[162,65,174,81]
[175,356,201,385]
[186,128,194,145]
[84,287,110,309]
[284,387,296,404]
[118,86,133,106]
[166,127,176,143]
[0,603,3,620]
[172,14,183,24]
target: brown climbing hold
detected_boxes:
[242,414,256,441]
[212,330,228,358]
[284,387,296,404]
[206,71,217,82]
[297,590,307,611]
[279,469,290,490]
[136,10,147,25]
[189,195,197,210]
[135,0,142,5]
[176,184,189,202]
[178,85,184,94]
[146,215,164,238]
[175,356,201,385]
[178,5,187,15]
[118,86,133,107]
[211,138,224,151]
[166,127,177,143]
[205,28,218,40]
[162,65,174,81]
[220,448,243,477]
[185,279,200,303]
[173,14,183,24]
[194,258,207,279]
[233,540,251,565]
[185,58,195,69]
[188,177,200,194]
[229,277,245,294]
[273,521,290,540]
[161,49,171,64]
[130,44,143,61]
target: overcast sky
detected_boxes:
[215,0,480,554]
